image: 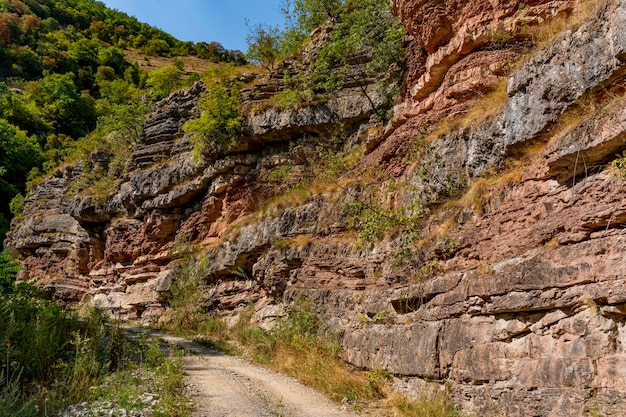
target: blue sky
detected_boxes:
[99,0,285,52]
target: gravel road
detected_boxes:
[159,334,361,417]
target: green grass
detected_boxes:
[0,257,190,417]
[91,335,190,417]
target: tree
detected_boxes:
[95,79,147,146]
[32,71,97,138]
[0,118,43,187]
[13,45,42,78]
[146,64,183,100]
[143,38,170,56]
[309,0,405,110]
[282,0,343,35]
[0,82,50,135]
[0,118,43,244]
[97,46,128,75]
[245,20,281,71]
[0,19,11,46]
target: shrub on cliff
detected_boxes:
[0,249,19,293]
[308,0,405,108]
[245,21,282,71]
[146,61,185,100]
[246,0,405,113]
[183,81,243,158]
[611,151,626,178]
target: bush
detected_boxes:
[0,249,19,293]
[162,257,210,332]
[8,193,23,217]
[0,252,190,415]
[146,64,184,100]
[183,82,243,158]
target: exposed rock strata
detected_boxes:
[5,70,378,318]
[5,0,626,415]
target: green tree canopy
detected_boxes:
[30,71,97,138]
[0,118,43,247]
[145,63,184,100]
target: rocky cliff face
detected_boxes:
[6,0,626,415]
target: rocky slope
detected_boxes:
[6,0,626,415]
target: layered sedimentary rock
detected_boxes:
[6,0,626,415]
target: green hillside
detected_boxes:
[0,0,245,246]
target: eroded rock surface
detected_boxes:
[6,0,626,415]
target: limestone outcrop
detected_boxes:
[6,0,626,415]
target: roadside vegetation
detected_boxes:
[164,2,462,413]
[0,250,190,417]
[161,256,466,417]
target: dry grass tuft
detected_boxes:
[292,234,312,248]
[425,79,509,144]
[385,391,465,417]
[518,0,603,48]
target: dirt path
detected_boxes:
[158,334,361,417]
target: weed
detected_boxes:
[90,168,117,203]
[544,236,560,248]
[407,132,466,199]
[611,151,626,178]
[162,257,211,332]
[415,258,441,281]
[272,238,291,250]
[268,164,293,183]
[232,267,251,280]
[477,263,495,276]
[345,199,421,244]
[438,236,456,259]
[372,311,388,321]
[490,29,514,47]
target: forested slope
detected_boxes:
[0,0,244,245]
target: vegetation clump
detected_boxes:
[246,0,405,113]
[183,80,244,159]
[611,151,626,178]
[0,250,190,416]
